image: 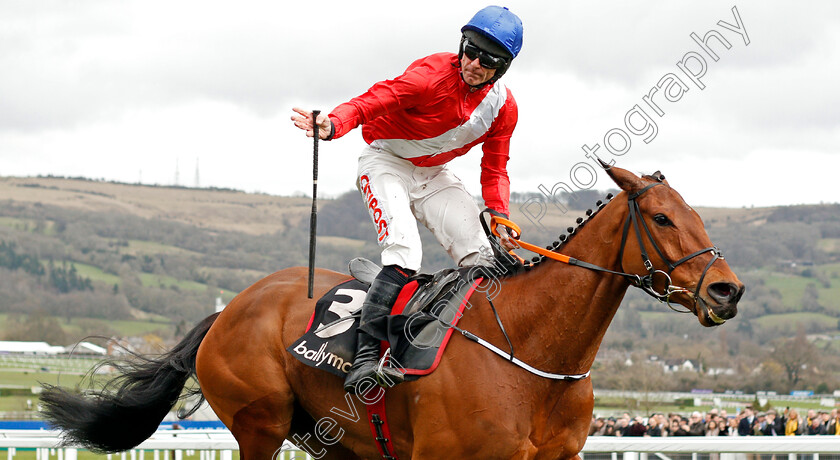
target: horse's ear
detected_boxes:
[603,165,646,193]
[647,170,670,185]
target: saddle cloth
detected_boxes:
[287,265,483,381]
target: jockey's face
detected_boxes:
[460,53,497,86]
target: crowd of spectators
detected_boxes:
[589,407,840,437]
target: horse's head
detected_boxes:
[605,165,744,327]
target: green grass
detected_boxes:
[0,370,89,388]
[120,239,204,257]
[319,235,366,249]
[0,394,38,411]
[757,264,840,314]
[0,354,103,375]
[138,273,208,292]
[0,313,173,340]
[105,318,174,336]
[754,312,838,330]
[0,217,56,235]
[70,262,122,285]
[818,238,840,253]
[763,272,811,304]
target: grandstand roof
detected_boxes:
[0,341,65,354]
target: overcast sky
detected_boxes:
[1,1,838,208]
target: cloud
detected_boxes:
[0,1,838,208]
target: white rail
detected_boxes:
[582,436,840,453]
[2,431,840,457]
[0,430,311,459]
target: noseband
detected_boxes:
[618,182,723,314]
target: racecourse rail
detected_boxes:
[2,431,840,459]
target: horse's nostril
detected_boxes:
[708,282,740,303]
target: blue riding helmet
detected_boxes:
[459,6,523,88]
[461,6,523,59]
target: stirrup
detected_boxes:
[374,348,404,387]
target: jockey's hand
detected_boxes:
[291,107,333,140]
[496,224,519,252]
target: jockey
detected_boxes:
[291,5,523,394]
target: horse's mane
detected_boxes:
[520,171,667,272]
[520,190,616,272]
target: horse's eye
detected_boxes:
[653,214,672,226]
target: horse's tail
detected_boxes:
[40,312,220,453]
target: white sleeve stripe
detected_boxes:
[371,82,507,159]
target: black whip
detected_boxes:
[308,110,320,298]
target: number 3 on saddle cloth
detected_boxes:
[287,261,484,380]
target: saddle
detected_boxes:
[287,258,486,380]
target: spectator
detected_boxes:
[806,409,818,432]
[813,411,830,435]
[707,408,719,425]
[689,411,706,436]
[738,407,755,436]
[615,414,631,437]
[706,419,720,436]
[582,408,840,438]
[646,415,663,437]
[785,409,805,436]
[828,410,840,435]
[752,412,766,436]
[626,416,647,436]
[589,416,605,436]
[725,416,739,436]
[668,415,691,436]
[603,418,617,436]
[668,414,679,435]
[762,410,782,436]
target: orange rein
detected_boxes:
[490,215,572,264]
[489,215,700,312]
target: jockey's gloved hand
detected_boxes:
[496,221,519,251]
[481,208,519,252]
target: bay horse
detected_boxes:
[41,165,744,459]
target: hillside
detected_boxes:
[0,176,312,235]
[1,175,839,393]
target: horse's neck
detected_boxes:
[499,201,631,375]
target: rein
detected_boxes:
[403,182,725,383]
[451,182,726,381]
[491,182,723,315]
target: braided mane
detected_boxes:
[519,171,667,271]
[521,191,616,271]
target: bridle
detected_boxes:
[455,179,728,381]
[489,180,724,318]
[618,182,723,315]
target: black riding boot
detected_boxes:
[344,275,407,394]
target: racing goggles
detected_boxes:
[462,39,508,69]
